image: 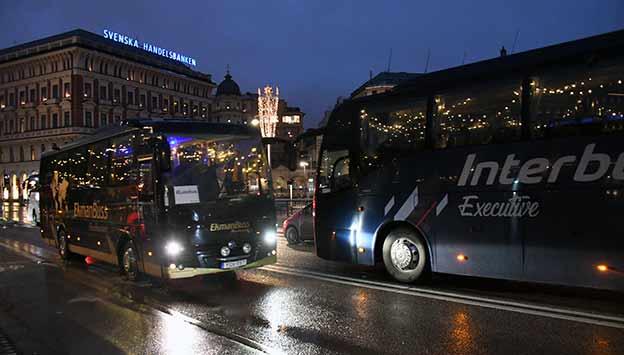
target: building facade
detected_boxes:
[0,29,216,201]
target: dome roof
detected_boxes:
[216,72,241,96]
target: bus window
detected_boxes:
[86,140,110,188]
[359,98,427,167]
[531,57,624,138]
[110,135,136,187]
[435,79,522,147]
[318,149,350,192]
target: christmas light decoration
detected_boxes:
[257,85,279,138]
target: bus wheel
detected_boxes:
[121,241,141,281]
[382,228,429,283]
[58,229,76,261]
[285,226,300,245]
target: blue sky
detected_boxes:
[1,0,622,127]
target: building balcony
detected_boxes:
[0,127,96,141]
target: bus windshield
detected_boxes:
[165,134,270,203]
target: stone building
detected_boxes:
[0,29,215,201]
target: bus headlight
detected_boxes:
[220,246,231,257]
[165,241,184,256]
[242,243,252,254]
[263,230,277,245]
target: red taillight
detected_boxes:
[85,256,96,265]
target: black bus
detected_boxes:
[40,119,277,280]
[315,29,624,291]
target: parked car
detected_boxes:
[282,204,313,244]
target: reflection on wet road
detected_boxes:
[0,226,622,354]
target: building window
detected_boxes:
[163,98,169,112]
[151,96,158,110]
[29,116,35,131]
[19,91,25,105]
[8,93,15,107]
[140,94,146,108]
[19,118,24,132]
[127,91,134,105]
[64,82,71,98]
[115,115,121,122]
[52,84,59,99]
[100,113,107,127]
[9,147,13,162]
[19,147,24,162]
[100,85,107,100]
[29,89,35,103]
[85,112,93,127]
[30,146,35,161]
[174,100,179,113]
[9,120,13,133]
[64,111,70,127]
[41,87,48,101]
[84,83,92,98]
[41,144,45,153]
[52,113,59,128]
[114,88,120,103]
[40,115,46,130]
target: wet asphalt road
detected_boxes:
[0,226,623,355]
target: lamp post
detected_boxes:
[299,161,309,198]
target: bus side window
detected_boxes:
[109,135,136,187]
[531,57,624,138]
[138,160,153,202]
[86,140,110,188]
[435,78,523,147]
[359,98,427,171]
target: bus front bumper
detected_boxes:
[160,255,277,279]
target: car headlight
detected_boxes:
[165,241,184,256]
[263,230,277,245]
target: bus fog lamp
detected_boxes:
[165,241,183,256]
[220,246,231,257]
[242,243,252,254]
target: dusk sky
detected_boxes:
[1,1,622,128]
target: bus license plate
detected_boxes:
[221,259,247,269]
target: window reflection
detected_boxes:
[167,135,269,201]
[436,79,522,147]
[531,58,624,137]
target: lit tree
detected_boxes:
[257,85,279,138]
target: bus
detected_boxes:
[39,119,277,280]
[314,29,624,291]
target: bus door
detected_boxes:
[315,148,359,262]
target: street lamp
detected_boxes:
[299,161,309,198]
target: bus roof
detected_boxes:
[352,28,624,104]
[41,119,259,159]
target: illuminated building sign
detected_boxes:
[102,29,197,67]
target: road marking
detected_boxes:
[0,240,45,263]
[263,264,624,329]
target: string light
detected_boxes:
[257,85,279,138]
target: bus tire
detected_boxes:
[382,228,429,283]
[120,240,141,282]
[285,226,300,245]
[57,229,77,261]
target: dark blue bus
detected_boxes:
[314,29,624,291]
